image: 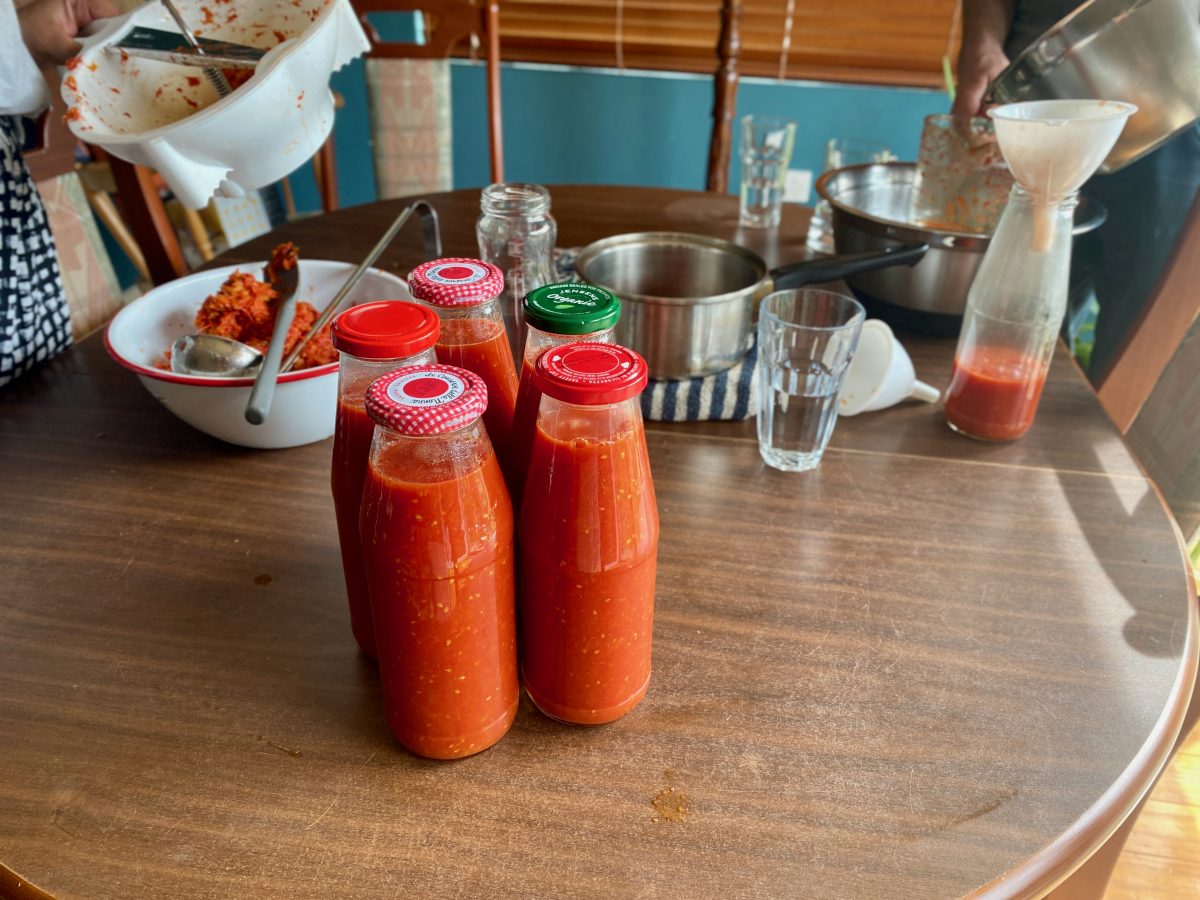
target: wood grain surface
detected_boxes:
[0,187,1195,899]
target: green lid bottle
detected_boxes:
[523,283,621,336]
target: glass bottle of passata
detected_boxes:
[509,282,621,502]
[360,363,518,759]
[407,258,519,478]
[330,301,440,658]
[944,187,1075,441]
[519,342,658,725]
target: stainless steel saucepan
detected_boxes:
[574,233,926,379]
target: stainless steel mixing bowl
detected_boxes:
[990,0,1200,173]
[816,162,1107,334]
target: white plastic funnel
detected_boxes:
[990,100,1137,196]
[989,100,1135,251]
[838,320,939,416]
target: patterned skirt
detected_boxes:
[1,115,71,387]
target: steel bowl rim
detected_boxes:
[575,231,769,307]
[815,163,994,251]
[815,161,1106,248]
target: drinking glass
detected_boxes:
[739,115,797,229]
[807,138,895,253]
[756,289,865,472]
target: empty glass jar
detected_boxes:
[476,183,557,361]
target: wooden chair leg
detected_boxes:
[707,0,742,193]
[84,189,150,282]
[182,207,215,262]
[484,0,504,184]
[314,137,339,213]
[107,157,189,285]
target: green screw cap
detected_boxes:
[523,282,621,336]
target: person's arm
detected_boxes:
[952,0,1017,124]
[1,0,51,117]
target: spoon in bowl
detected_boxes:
[170,333,263,377]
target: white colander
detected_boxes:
[63,0,369,208]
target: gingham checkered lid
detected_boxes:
[365,364,489,435]
[407,258,505,308]
[534,342,648,405]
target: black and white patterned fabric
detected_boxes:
[554,247,758,422]
[1,115,71,387]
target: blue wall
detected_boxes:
[291,61,952,211]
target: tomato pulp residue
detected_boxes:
[156,242,335,372]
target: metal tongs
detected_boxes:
[108,0,266,96]
[277,201,443,375]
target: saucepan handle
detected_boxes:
[769,242,928,291]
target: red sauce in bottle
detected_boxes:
[435,316,519,464]
[944,346,1048,441]
[331,398,377,652]
[519,343,657,725]
[329,302,439,659]
[360,365,518,759]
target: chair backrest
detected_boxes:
[1095,190,1200,540]
[1096,191,1200,432]
[706,0,741,193]
[352,0,504,186]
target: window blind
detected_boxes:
[491,0,962,87]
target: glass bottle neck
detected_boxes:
[481,183,551,218]
[424,298,502,321]
[1008,183,1080,211]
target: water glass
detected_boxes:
[756,289,865,472]
[739,115,797,229]
[807,138,895,253]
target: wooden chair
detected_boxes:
[335,0,503,209]
[1084,188,1200,536]
[1045,189,1200,900]
[706,0,741,193]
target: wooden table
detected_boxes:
[1,186,1195,899]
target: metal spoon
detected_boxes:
[170,333,263,378]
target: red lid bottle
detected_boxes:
[518,342,659,725]
[360,363,518,758]
[330,301,440,658]
[408,258,520,481]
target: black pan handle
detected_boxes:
[769,242,928,290]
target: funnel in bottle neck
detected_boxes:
[989,100,1136,200]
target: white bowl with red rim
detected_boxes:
[105,259,411,448]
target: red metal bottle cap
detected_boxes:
[330,301,440,360]
[534,342,648,405]
[365,364,489,435]
[407,258,505,308]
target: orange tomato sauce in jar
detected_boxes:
[360,365,518,758]
[508,283,620,506]
[407,259,520,478]
[435,315,519,462]
[329,301,440,659]
[519,343,658,725]
[944,346,1048,442]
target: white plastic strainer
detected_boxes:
[63,0,369,208]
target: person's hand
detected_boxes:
[952,41,1010,128]
[17,0,120,69]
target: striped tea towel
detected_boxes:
[554,247,759,422]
